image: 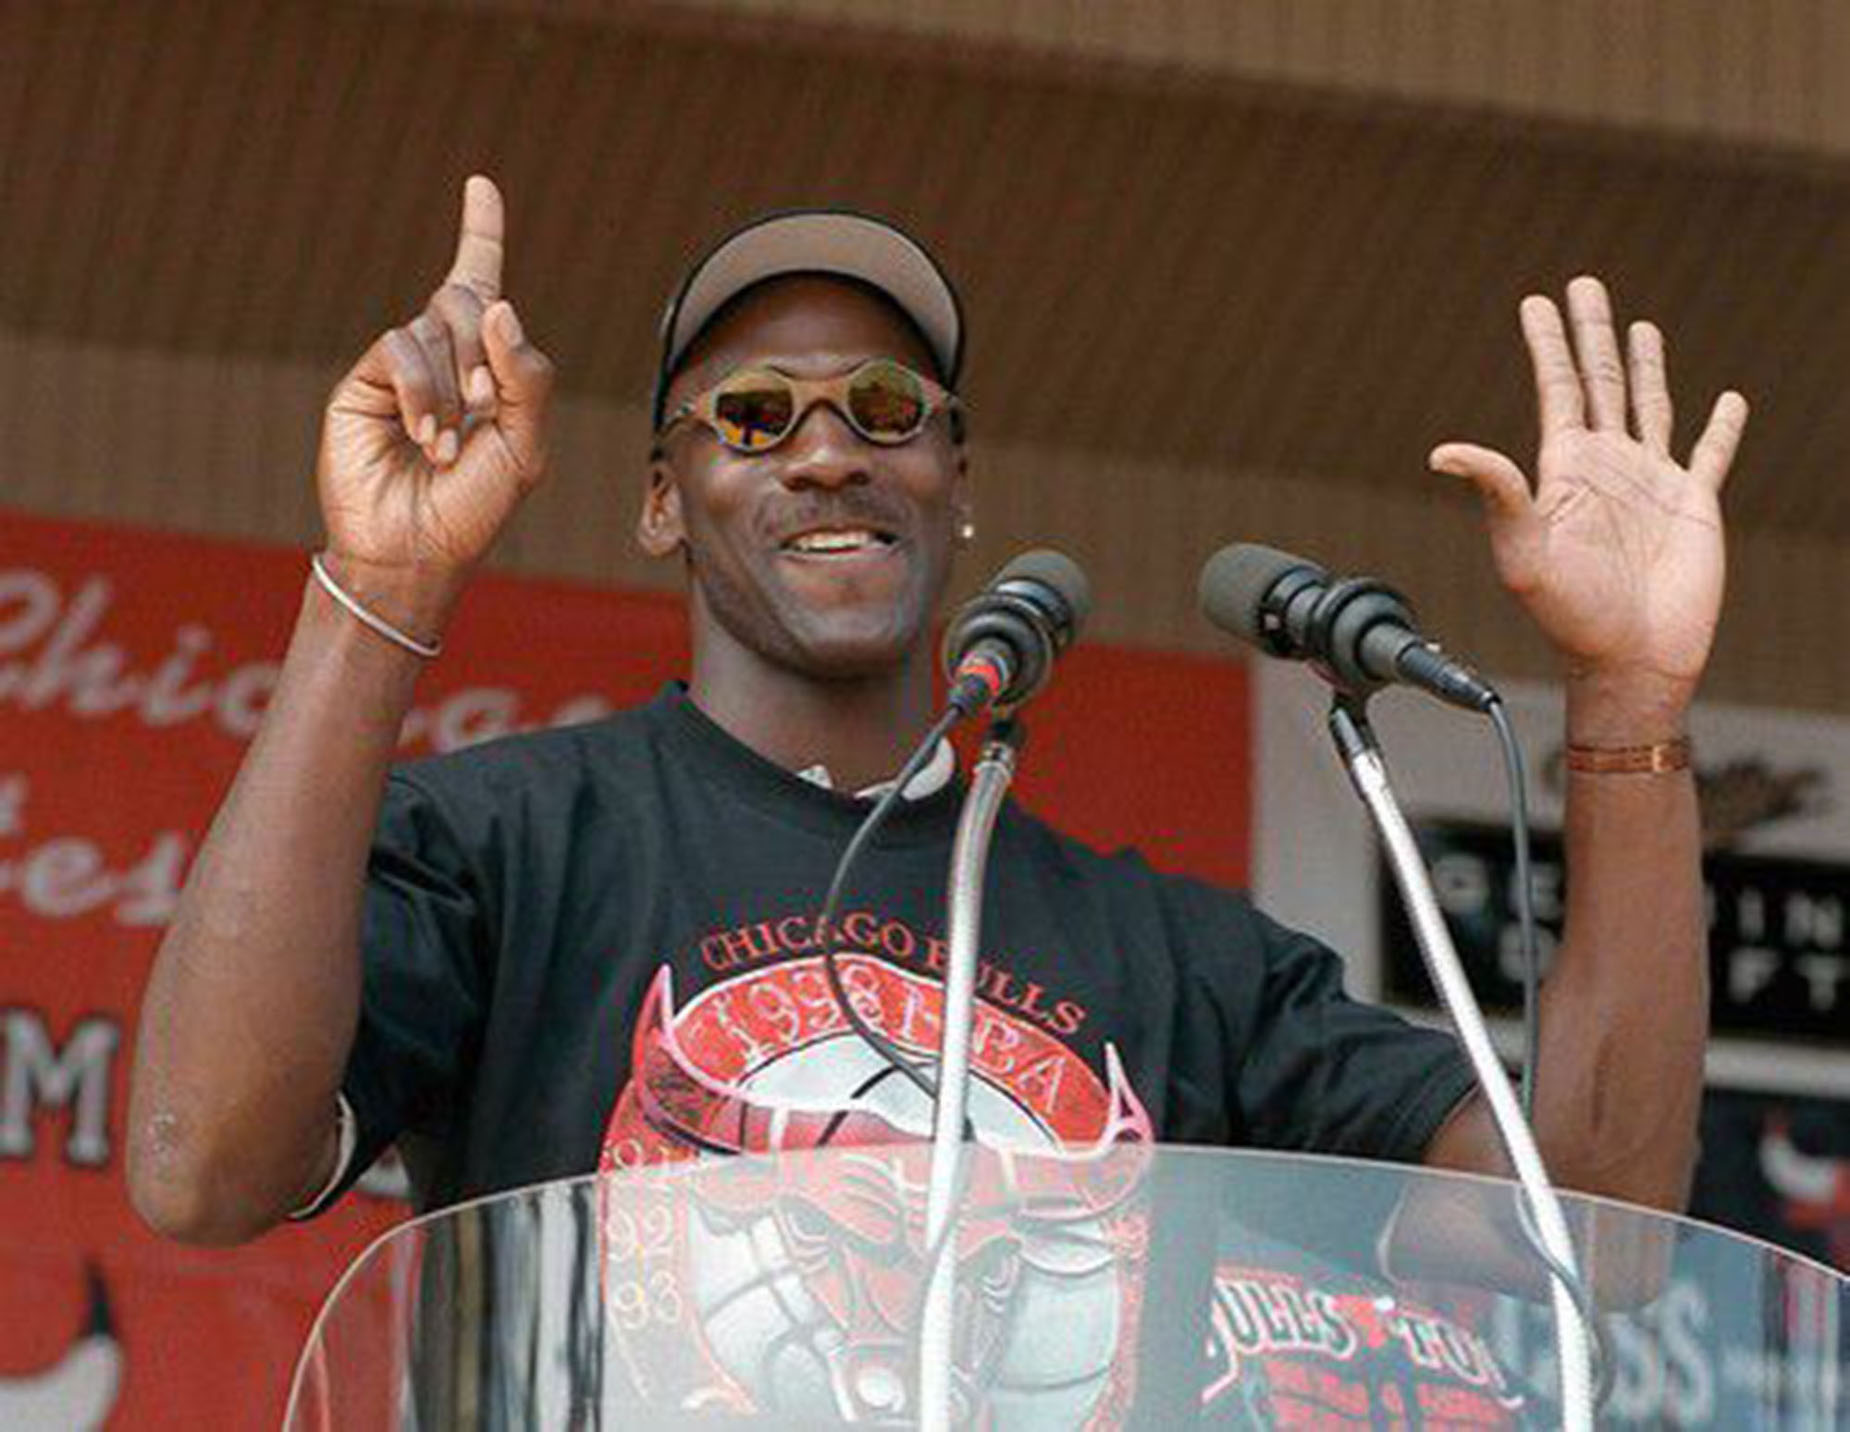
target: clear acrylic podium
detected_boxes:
[285,1145,1846,1429]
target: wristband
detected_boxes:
[309,553,443,659]
[1563,735,1691,775]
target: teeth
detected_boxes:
[789,528,880,554]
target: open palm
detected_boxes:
[1433,278,1748,697]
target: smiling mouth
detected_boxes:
[779,526,899,557]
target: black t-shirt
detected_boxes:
[338,685,1474,1212]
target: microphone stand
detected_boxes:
[919,719,1024,1432]
[1327,694,1595,1432]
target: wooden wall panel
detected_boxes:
[338,0,1850,158]
[648,0,1850,154]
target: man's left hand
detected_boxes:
[1430,276,1749,727]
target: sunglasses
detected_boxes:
[657,358,961,454]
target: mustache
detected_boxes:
[762,490,913,544]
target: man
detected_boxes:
[127,176,1746,1244]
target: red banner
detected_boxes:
[0,507,1249,1427]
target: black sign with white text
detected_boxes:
[1382,821,1850,1046]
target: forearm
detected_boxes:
[1430,676,1707,1211]
[127,565,449,1242]
[1541,677,1706,1205]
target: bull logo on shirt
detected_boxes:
[598,961,1154,1424]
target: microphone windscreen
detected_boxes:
[995,548,1092,638]
[1197,543,1308,644]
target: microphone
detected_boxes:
[943,549,1091,716]
[1198,543,1498,712]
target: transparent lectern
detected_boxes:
[285,1144,1846,1428]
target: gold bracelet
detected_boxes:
[1563,735,1692,775]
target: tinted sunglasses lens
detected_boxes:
[713,373,796,451]
[848,362,929,443]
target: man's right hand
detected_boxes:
[129,175,559,1244]
[315,174,555,635]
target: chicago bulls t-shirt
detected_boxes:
[330,684,1475,1213]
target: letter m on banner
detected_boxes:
[0,1009,119,1167]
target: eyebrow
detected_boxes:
[720,353,915,377]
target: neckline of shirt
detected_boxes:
[798,735,956,801]
[648,683,965,843]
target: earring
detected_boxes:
[958,520,976,544]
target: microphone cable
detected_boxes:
[816,702,971,1122]
[1485,696,1615,1410]
[1486,699,1543,1120]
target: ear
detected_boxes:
[636,457,686,558]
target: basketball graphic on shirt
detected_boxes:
[598,958,1153,1424]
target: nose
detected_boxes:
[777,400,871,490]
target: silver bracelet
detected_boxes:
[309,552,443,659]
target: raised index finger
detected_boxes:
[444,174,505,299]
